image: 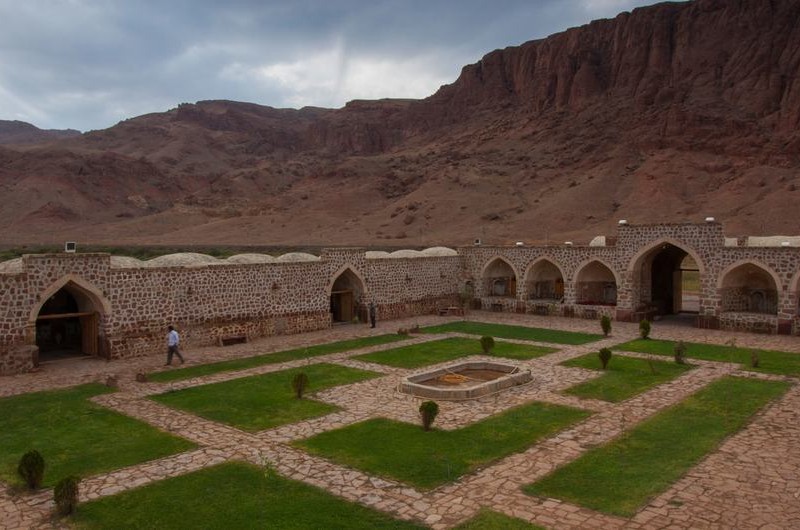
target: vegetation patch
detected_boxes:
[614,339,800,376]
[453,509,544,529]
[525,377,790,516]
[148,334,408,382]
[0,384,194,487]
[151,363,378,432]
[353,337,555,368]
[71,461,425,529]
[562,353,693,402]
[296,401,590,490]
[421,321,601,345]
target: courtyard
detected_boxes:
[1,311,798,529]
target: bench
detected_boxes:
[219,335,248,346]
[438,306,464,316]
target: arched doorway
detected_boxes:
[631,242,702,317]
[35,285,102,361]
[483,258,517,298]
[525,259,565,301]
[575,261,617,305]
[719,263,779,315]
[330,268,365,324]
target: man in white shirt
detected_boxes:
[165,325,185,365]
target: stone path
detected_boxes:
[1,312,798,529]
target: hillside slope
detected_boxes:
[1,0,798,247]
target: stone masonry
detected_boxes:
[1,222,799,375]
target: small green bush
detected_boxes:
[17,450,45,490]
[600,315,612,337]
[54,476,79,516]
[479,336,495,354]
[598,348,612,370]
[419,400,439,431]
[639,319,651,340]
[291,373,309,399]
[674,341,687,365]
[750,351,760,368]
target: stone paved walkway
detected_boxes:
[1,312,798,529]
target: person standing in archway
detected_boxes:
[369,302,377,328]
[165,325,185,365]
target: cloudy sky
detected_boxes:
[0,0,670,132]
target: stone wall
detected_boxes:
[1,223,799,374]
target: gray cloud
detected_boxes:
[0,0,676,131]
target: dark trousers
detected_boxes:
[167,345,184,364]
[369,314,376,328]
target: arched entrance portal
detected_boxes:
[35,286,101,361]
[634,243,701,316]
[330,269,365,324]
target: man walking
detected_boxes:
[369,302,377,328]
[165,325,185,365]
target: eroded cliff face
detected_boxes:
[1,0,799,247]
[430,0,800,129]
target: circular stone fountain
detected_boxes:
[399,361,532,400]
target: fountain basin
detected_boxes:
[400,361,532,400]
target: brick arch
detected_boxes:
[28,274,111,324]
[628,237,706,274]
[572,258,620,285]
[523,256,568,284]
[716,259,782,291]
[327,265,367,295]
[480,256,520,280]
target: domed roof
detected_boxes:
[275,252,320,262]
[225,253,278,264]
[420,246,458,257]
[144,253,222,267]
[0,258,23,274]
[109,256,145,268]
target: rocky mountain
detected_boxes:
[1,0,798,248]
[0,120,81,145]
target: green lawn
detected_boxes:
[71,461,425,529]
[296,401,590,490]
[453,509,543,530]
[0,384,194,488]
[151,363,378,432]
[421,321,601,345]
[148,334,409,382]
[614,339,800,376]
[562,353,693,402]
[353,337,557,368]
[525,377,790,516]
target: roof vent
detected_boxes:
[705,217,716,222]
[618,219,628,225]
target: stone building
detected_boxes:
[1,222,798,375]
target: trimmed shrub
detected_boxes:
[291,372,309,399]
[419,400,439,431]
[750,351,760,368]
[479,336,495,354]
[600,315,612,337]
[674,341,687,365]
[54,476,79,516]
[17,450,45,490]
[397,327,410,336]
[598,348,612,370]
[639,319,651,340]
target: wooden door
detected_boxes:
[340,292,354,322]
[80,313,98,356]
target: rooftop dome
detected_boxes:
[109,256,146,268]
[275,252,320,262]
[225,253,278,264]
[144,253,222,268]
[0,258,23,274]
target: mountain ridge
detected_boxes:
[1,0,798,247]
